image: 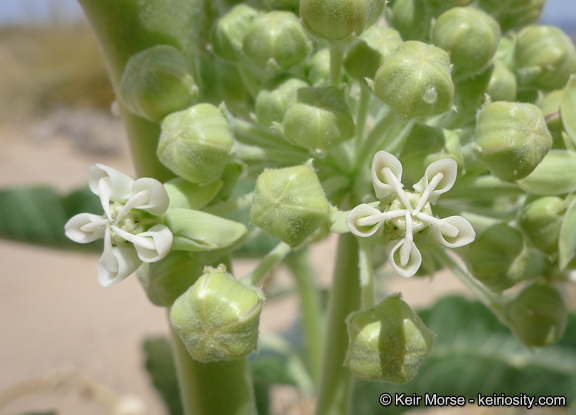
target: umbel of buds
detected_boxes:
[158,103,235,185]
[345,294,435,383]
[118,45,199,122]
[432,7,500,79]
[474,101,552,181]
[374,41,454,119]
[250,162,331,247]
[506,282,567,347]
[300,0,385,41]
[170,266,264,362]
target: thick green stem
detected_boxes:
[358,240,375,310]
[284,250,324,385]
[329,42,345,87]
[316,232,360,415]
[170,327,258,415]
[241,242,292,286]
[354,85,371,154]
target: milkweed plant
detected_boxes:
[12,0,576,413]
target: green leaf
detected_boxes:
[561,75,576,147]
[517,150,576,195]
[352,296,576,414]
[142,336,183,415]
[0,185,102,252]
[560,196,576,269]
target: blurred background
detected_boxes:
[0,1,574,414]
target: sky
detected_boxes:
[0,0,574,31]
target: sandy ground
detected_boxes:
[0,113,473,415]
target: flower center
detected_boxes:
[388,191,432,234]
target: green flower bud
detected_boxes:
[432,7,500,79]
[255,76,308,127]
[283,86,355,151]
[137,251,204,307]
[210,4,259,62]
[343,26,403,83]
[344,294,435,383]
[374,41,454,118]
[478,0,545,32]
[243,11,311,72]
[474,101,552,181]
[300,0,385,41]
[158,103,235,184]
[306,49,330,86]
[118,45,199,122]
[170,266,264,362]
[520,197,564,256]
[514,25,576,91]
[539,90,564,144]
[494,37,515,71]
[390,0,431,42]
[464,224,528,292]
[250,162,331,247]
[506,282,567,347]
[486,61,517,102]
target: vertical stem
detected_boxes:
[358,240,375,310]
[354,85,371,154]
[170,327,258,415]
[329,42,345,87]
[284,250,324,385]
[316,233,360,415]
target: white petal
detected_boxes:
[97,246,142,287]
[428,216,476,248]
[130,178,170,215]
[113,225,173,262]
[413,159,458,205]
[64,213,107,243]
[387,238,422,278]
[89,164,134,202]
[346,204,385,238]
[371,151,404,199]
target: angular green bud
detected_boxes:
[486,61,517,102]
[118,45,199,122]
[343,26,403,84]
[164,209,247,252]
[390,0,431,42]
[250,162,331,247]
[514,25,576,91]
[474,101,552,181]
[243,11,311,72]
[255,76,308,127]
[300,0,385,41]
[432,7,500,79]
[464,224,528,292]
[306,49,331,86]
[540,90,564,144]
[374,41,454,118]
[519,197,564,256]
[170,266,264,362]
[158,103,235,184]
[479,0,545,31]
[344,294,435,383]
[283,86,355,151]
[137,251,204,307]
[210,4,259,63]
[506,282,567,347]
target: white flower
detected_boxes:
[65,164,173,287]
[347,151,475,278]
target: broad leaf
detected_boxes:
[353,296,576,414]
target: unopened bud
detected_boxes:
[255,76,308,127]
[118,45,198,122]
[478,0,545,31]
[520,196,564,256]
[211,4,259,62]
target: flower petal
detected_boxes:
[413,159,458,205]
[387,238,422,278]
[346,204,385,238]
[64,213,107,243]
[428,216,475,248]
[89,164,134,202]
[371,151,404,199]
[97,246,142,287]
[113,225,173,262]
[130,178,171,215]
